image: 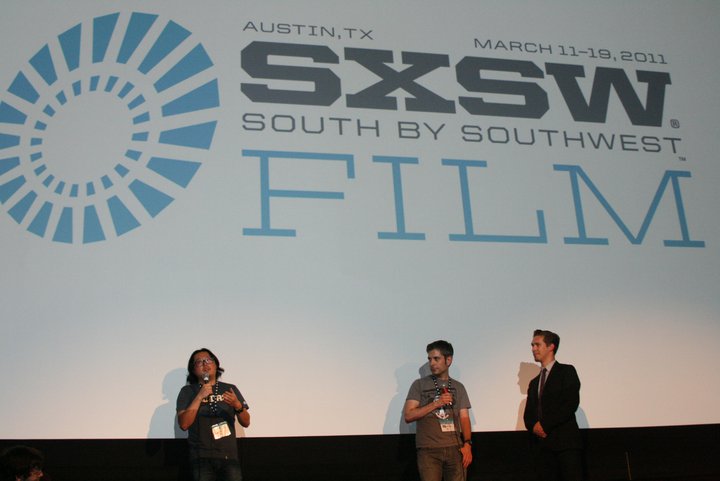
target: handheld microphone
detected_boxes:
[202,373,210,384]
[441,383,451,406]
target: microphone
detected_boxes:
[202,373,210,384]
[441,383,451,406]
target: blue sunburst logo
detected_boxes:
[0,12,219,243]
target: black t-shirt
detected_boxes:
[176,381,249,460]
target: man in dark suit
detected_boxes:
[523,329,583,481]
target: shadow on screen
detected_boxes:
[516,361,540,430]
[384,362,420,435]
[148,368,188,439]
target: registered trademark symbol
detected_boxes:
[670,119,680,128]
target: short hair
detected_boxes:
[186,348,225,384]
[0,445,43,481]
[426,340,454,357]
[533,329,560,354]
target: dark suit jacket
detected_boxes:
[523,361,582,451]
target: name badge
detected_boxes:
[439,418,456,432]
[211,421,231,440]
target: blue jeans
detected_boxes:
[417,446,465,481]
[191,458,243,481]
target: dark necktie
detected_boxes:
[538,368,547,418]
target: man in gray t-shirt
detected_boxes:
[404,340,473,481]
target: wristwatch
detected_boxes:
[463,439,472,445]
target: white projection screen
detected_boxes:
[1,1,719,439]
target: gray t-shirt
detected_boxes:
[406,376,471,448]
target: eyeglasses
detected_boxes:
[193,357,215,367]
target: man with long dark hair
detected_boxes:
[0,445,44,481]
[177,348,250,481]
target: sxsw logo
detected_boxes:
[240,42,671,127]
[0,12,219,244]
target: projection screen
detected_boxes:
[1,0,719,439]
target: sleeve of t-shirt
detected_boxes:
[232,385,250,410]
[405,379,422,402]
[456,384,471,410]
[176,385,193,412]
